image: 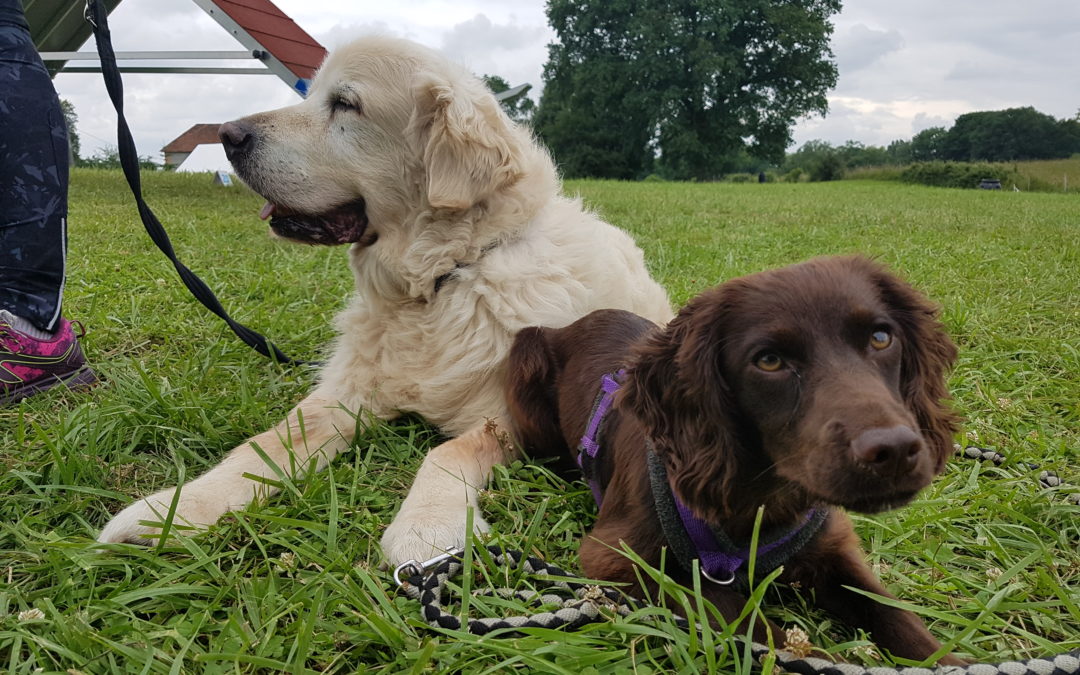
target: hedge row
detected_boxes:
[899,161,1018,189]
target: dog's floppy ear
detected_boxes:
[506,326,569,461]
[620,288,742,519]
[874,266,959,473]
[409,72,523,210]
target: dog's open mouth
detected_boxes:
[841,488,921,514]
[259,199,371,246]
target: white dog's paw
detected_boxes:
[380,504,490,568]
[97,485,228,545]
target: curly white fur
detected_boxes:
[98,37,673,565]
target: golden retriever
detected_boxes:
[97,36,673,565]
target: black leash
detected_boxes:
[396,546,1080,675]
[83,0,310,367]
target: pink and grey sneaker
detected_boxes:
[0,314,98,405]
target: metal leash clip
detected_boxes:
[393,548,465,587]
[83,0,97,28]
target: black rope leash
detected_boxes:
[395,547,1079,674]
[957,444,1080,505]
[395,547,633,635]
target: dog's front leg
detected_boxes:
[802,516,964,665]
[98,388,364,545]
[381,419,514,566]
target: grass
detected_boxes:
[1010,157,1080,193]
[1,169,1078,672]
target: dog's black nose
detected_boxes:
[219,121,254,162]
[851,426,922,475]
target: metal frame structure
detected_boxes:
[40,49,279,76]
[27,0,325,96]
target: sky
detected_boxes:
[49,0,1080,172]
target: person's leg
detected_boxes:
[0,15,68,331]
[0,8,95,404]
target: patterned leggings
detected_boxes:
[0,11,68,333]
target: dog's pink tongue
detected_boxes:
[259,202,275,220]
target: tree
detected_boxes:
[809,151,844,181]
[534,1,657,179]
[783,139,843,180]
[1060,116,1080,154]
[536,0,841,181]
[60,98,80,164]
[886,139,913,165]
[80,145,161,171]
[942,107,1077,161]
[482,75,536,126]
[910,127,947,161]
[836,140,888,168]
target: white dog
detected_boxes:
[98,37,672,565]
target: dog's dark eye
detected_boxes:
[755,352,784,372]
[331,97,360,115]
[869,329,893,350]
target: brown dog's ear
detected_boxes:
[874,268,960,473]
[620,288,742,518]
[409,72,523,210]
[505,326,569,462]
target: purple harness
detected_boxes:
[577,371,827,587]
[576,370,624,506]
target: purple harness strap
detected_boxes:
[576,369,625,506]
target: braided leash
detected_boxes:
[957,445,1080,505]
[395,546,1080,675]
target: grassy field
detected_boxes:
[1012,157,1080,193]
[1,170,1078,672]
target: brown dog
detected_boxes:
[506,256,963,663]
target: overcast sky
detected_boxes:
[50,0,1080,172]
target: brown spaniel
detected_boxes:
[506,256,963,664]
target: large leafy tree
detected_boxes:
[533,0,657,179]
[536,0,841,181]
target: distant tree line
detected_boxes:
[908,107,1080,163]
[784,107,1080,181]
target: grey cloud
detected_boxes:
[834,24,904,73]
[318,22,413,49]
[441,14,546,55]
[439,14,550,86]
[798,100,901,144]
[945,58,1026,82]
[911,112,952,135]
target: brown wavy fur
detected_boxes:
[506,256,964,664]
